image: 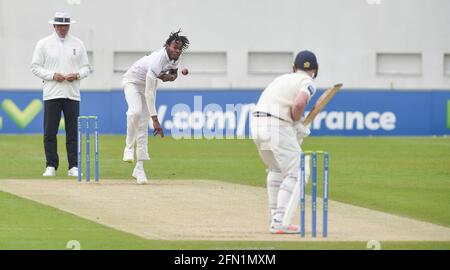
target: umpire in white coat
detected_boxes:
[251,50,318,234]
[31,12,91,177]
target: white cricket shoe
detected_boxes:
[132,167,148,185]
[123,147,134,163]
[270,222,300,234]
[68,167,79,177]
[43,166,56,177]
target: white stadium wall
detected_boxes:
[0,0,449,90]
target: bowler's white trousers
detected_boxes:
[123,77,158,161]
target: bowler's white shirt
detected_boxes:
[31,33,91,101]
[122,48,180,117]
[254,70,316,124]
[123,48,180,82]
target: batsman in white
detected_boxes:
[251,50,318,234]
[122,30,189,184]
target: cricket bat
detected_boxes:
[303,83,343,126]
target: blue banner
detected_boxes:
[0,89,449,136]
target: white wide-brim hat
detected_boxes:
[48,11,76,25]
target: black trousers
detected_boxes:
[44,98,79,170]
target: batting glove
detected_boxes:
[294,121,311,140]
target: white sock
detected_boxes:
[267,170,283,221]
[274,189,292,222]
[135,160,144,169]
[274,177,297,222]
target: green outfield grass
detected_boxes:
[0,135,449,250]
[0,191,448,250]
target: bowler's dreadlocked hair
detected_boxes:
[165,29,190,51]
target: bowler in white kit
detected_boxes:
[251,50,318,234]
[122,30,189,184]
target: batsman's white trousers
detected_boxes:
[251,117,301,221]
[123,78,158,161]
[251,117,301,183]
